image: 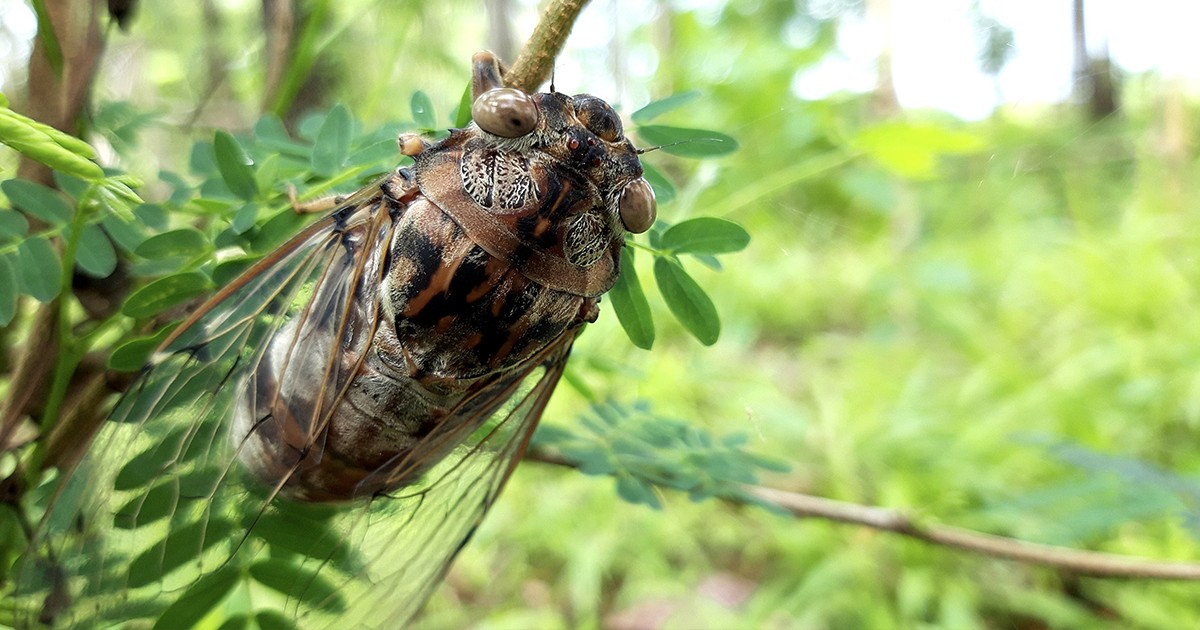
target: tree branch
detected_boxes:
[525,449,1200,581]
[504,0,591,92]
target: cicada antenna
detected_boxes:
[635,136,732,155]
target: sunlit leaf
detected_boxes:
[121,270,212,318]
[249,559,346,612]
[631,91,701,125]
[255,610,298,630]
[608,251,654,349]
[135,228,209,260]
[113,479,180,529]
[0,108,103,179]
[213,130,257,201]
[635,125,738,158]
[248,510,358,574]
[2,179,73,224]
[654,257,720,345]
[75,222,118,277]
[661,217,750,255]
[453,81,473,128]
[253,154,281,197]
[411,90,436,129]
[17,236,61,302]
[640,161,675,205]
[151,566,240,630]
[108,330,173,374]
[311,103,352,177]
[216,615,251,630]
[127,519,237,588]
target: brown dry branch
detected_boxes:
[526,449,1200,581]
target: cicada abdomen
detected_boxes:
[16,50,656,628]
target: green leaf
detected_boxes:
[251,208,306,252]
[661,217,750,255]
[135,228,209,260]
[249,559,346,612]
[0,209,29,238]
[17,236,61,302]
[640,162,675,205]
[411,90,436,129]
[631,91,701,125]
[113,479,179,529]
[152,566,240,630]
[121,270,212,318]
[75,222,118,277]
[231,202,259,235]
[654,257,720,345]
[608,251,654,349]
[255,610,298,630]
[212,255,257,286]
[453,81,473,128]
[127,519,237,588]
[108,324,176,371]
[0,253,16,325]
[253,114,303,155]
[217,615,251,630]
[0,108,103,179]
[96,176,144,221]
[253,154,281,198]
[249,510,358,574]
[113,428,189,490]
[213,130,257,201]
[635,125,738,158]
[52,170,89,200]
[311,103,352,177]
[2,179,73,224]
[615,475,661,509]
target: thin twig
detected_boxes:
[747,486,1200,580]
[504,0,591,92]
[525,449,1200,581]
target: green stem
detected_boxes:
[37,189,92,438]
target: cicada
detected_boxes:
[15,50,656,628]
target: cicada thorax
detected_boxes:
[234,100,637,502]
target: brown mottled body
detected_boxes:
[235,174,593,501]
[232,52,656,502]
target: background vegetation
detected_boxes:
[3,0,1200,628]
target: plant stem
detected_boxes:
[504,0,591,92]
[526,448,1200,580]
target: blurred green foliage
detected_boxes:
[2,0,1200,628]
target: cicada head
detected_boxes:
[410,51,656,297]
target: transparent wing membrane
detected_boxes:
[16,189,574,628]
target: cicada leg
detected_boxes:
[287,184,344,215]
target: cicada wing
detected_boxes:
[283,339,576,628]
[14,195,395,628]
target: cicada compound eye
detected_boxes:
[619,178,656,234]
[572,94,624,142]
[472,88,539,138]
